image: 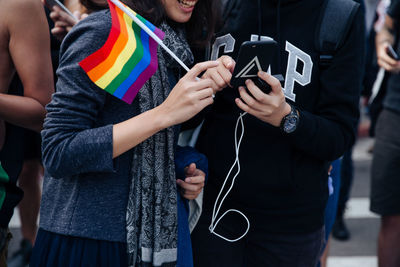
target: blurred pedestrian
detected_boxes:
[0,0,54,265]
[371,0,400,266]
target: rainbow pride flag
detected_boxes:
[79,0,165,104]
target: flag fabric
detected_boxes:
[79,0,165,104]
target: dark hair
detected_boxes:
[80,0,220,48]
[79,0,108,11]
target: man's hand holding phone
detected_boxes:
[235,71,291,127]
[377,41,400,73]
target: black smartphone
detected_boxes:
[231,40,279,94]
[387,45,399,60]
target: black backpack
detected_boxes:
[316,0,361,68]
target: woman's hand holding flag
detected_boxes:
[157,61,219,127]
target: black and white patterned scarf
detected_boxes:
[126,21,194,267]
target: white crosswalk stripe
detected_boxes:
[328,256,377,267]
[344,198,379,219]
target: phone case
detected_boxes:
[231,40,278,89]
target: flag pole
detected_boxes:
[110,0,191,72]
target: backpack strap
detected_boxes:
[317,0,360,68]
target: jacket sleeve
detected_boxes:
[41,12,115,178]
[174,145,208,180]
[287,8,365,161]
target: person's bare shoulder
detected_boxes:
[5,0,46,31]
[5,0,53,107]
[0,0,11,34]
[7,0,44,14]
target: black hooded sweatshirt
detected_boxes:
[195,0,365,234]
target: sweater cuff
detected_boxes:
[286,110,315,145]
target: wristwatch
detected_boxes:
[280,104,299,134]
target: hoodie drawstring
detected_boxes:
[257,0,262,41]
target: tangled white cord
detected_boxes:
[208,112,250,242]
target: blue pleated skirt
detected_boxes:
[30,228,128,267]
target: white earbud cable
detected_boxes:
[208,112,250,242]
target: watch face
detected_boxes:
[283,115,298,133]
